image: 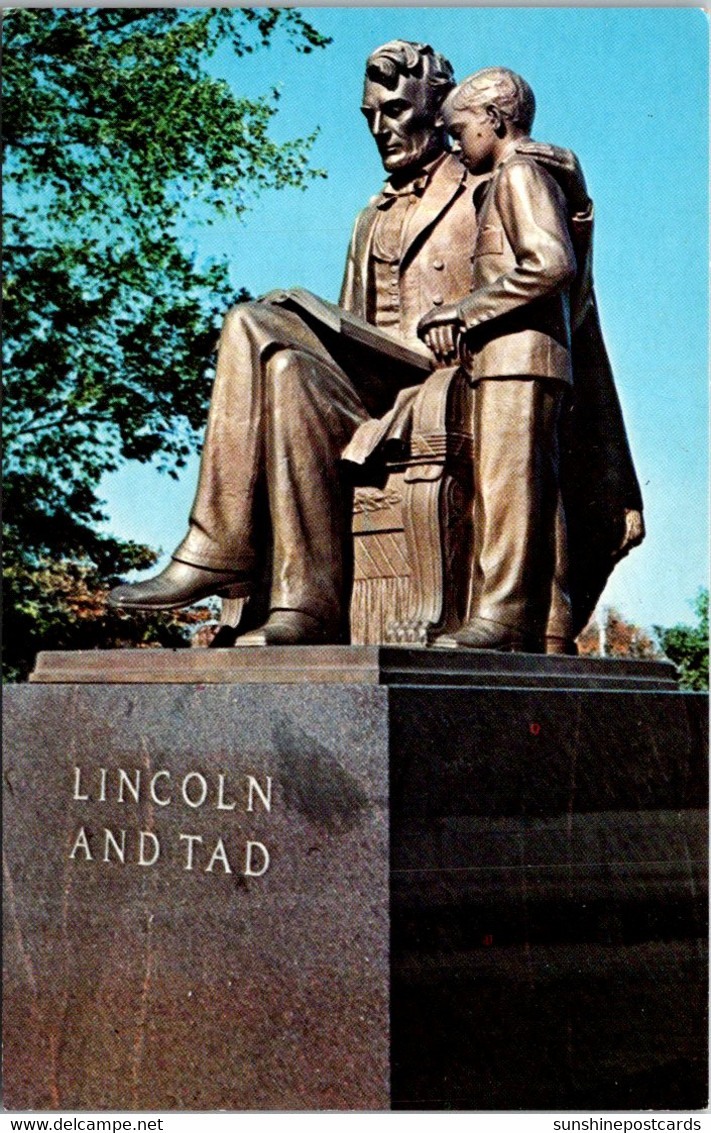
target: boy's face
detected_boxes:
[444,102,498,174]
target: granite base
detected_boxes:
[4,682,389,1110]
[387,681,708,1110]
[4,648,707,1110]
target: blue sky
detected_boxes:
[101,6,709,632]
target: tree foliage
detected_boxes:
[3,554,217,683]
[3,7,330,678]
[654,589,709,691]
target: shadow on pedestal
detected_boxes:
[387,661,708,1110]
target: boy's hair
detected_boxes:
[448,67,536,134]
[366,41,455,107]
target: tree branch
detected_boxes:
[5,406,97,443]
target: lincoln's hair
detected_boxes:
[449,67,536,134]
[365,40,455,107]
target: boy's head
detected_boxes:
[443,67,536,173]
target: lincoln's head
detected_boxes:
[361,40,455,177]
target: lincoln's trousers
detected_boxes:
[174,301,370,625]
[467,377,573,641]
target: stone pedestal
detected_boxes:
[4,648,707,1110]
[387,678,708,1110]
[4,678,389,1111]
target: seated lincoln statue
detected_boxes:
[109,39,644,651]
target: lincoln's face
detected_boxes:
[361,71,443,176]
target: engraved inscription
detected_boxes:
[69,765,273,877]
[73,765,272,812]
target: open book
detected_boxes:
[267,287,435,374]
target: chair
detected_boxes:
[216,365,474,646]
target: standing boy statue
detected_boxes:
[418,67,643,651]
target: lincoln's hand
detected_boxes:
[515,140,591,215]
[417,304,462,365]
[612,509,646,562]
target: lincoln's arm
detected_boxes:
[338,222,358,312]
[457,159,576,332]
[339,203,377,317]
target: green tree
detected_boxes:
[3,557,217,683]
[654,589,709,691]
[3,7,330,678]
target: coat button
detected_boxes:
[433,259,444,270]
[432,294,444,306]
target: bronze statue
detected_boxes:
[109,41,478,644]
[418,67,643,650]
[419,68,590,650]
[109,44,644,652]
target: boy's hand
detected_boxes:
[417,304,462,365]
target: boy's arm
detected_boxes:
[457,159,576,333]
